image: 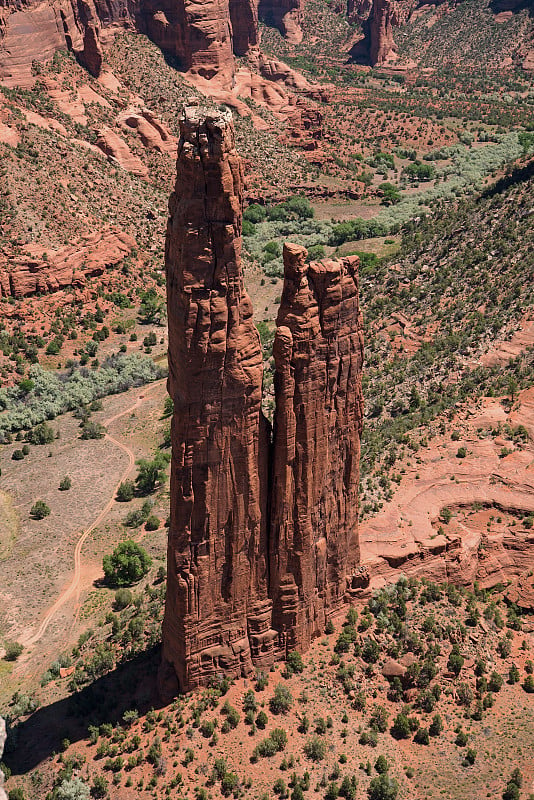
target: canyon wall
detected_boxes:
[347,0,455,65]
[161,107,363,692]
[0,0,295,86]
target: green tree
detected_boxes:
[378,183,401,206]
[270,684,293,714]
[139,288,164,324]
[367,774,399,800]
[391,713,410,739]
[103,540,152,586]
[30,500,50,519]
[135,455,168,495]
[116,480,135,502]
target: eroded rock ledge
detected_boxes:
[160,107,364,693]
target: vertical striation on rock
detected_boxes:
[160,106,277,694]
[269,243,364,653]
[161,109,364,694]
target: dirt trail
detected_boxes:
[21,380,165,648]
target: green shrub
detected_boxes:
[116,480,135,502]
[145,515,161,531]
[59,476,72,491]
[8,789,26,800]
[286,650,304,674]
[103,540,152,586]
[30,500,50,519]
[80,421,106,440]
[114,588,133,609]
[0,356,164,436]
[303,735,327,761]
[374,755,388,774]
[4,641,24,661]
[270,684,293,714]
[367,774,398,800]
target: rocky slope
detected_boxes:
[0,0,303,87]
[161,108,364,691]
[0,229,135,298]
[347,0,532,66]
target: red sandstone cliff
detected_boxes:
[269,243,364,654]
[0,229,134,298]
[160,106,277,694]
[0,0,299,87]
[161,110,364,692]
[347,0,454,65]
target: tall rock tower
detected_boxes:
[269,243,364,654]
[161,108,364,694]
[160,106,277,694]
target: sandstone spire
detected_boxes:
[161,109,363,694]
[269,243,364,652]
[160,106,277,694]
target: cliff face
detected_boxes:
[161,109,363,693]
[0,0,110,86]
[270,243,364,653]
[347,0,451,65]
[0,0,292,86]
[258,0,302,43]
[0,229,135,298]
[160,106,277,695]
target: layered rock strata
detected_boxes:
[160,106,277,694]
[161,108,363,692]
[0,0,299,87]
[0,229,134,298]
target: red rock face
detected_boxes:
[258,0,302,43]
[160,106,277,695]
[161,110,364,693]
[347,0,398,65]
[0,0,294,86]
[269,243,364,654]
[347,0,462,65]
[0,229,134,298]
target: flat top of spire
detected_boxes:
[181,102,233,129]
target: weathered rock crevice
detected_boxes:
[160,107,364,694]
